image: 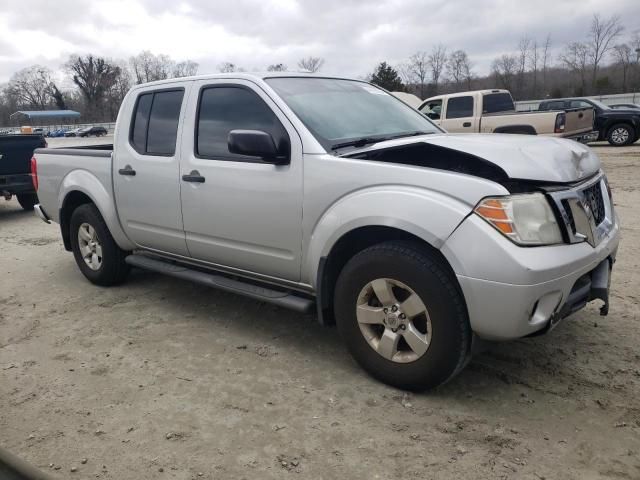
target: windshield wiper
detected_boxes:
[330,137,389,151]
[386,130,433,141]
[330,131,432,151]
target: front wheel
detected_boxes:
[334,241,471,391]
[70,204,130,286]
[607,124,635,146]
[17,193,38,211]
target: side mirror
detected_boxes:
[228,130,289,164]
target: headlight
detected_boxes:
[474,193,563,246]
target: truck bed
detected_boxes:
[33,146,114,225]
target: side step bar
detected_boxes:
[125,254,314,313]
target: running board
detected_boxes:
[125,254,314,313]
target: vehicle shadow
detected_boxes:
[123,268,597,401]
[0,204,32,221]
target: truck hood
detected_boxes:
[348,133,601,183]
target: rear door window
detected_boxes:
[130,89,184,156]
[446,96,474,119]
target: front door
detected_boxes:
[113,84,190,256]
[440,95,477,133]
[179,79,303,281]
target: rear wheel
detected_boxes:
[17,193,38,211]
[334,241,471,391]
[607,124,635,146]
[70,204,129,286]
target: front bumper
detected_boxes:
[441,212,620,341]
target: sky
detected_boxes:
[0,0,638,86]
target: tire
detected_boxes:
[70,204,130,286]
[334,241,471,391]
[17,193,38,211]
[607,124,635,146]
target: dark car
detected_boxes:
[78,126,108,137]
[539,97,640,146]
[0,134,47,210]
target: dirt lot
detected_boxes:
[1,142,639,479]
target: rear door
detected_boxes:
[113,84,190,256]
[178,79,303,281]
[440,95,477,132]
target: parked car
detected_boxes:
[33,74,619,391]
[419,90,596,142]
[64,128,82,137]
[538,98,640,146]
[78,126,108,137]
[0,134,46,210]
[609,103,640,110]
[47,129,68,138]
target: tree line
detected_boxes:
[1,14,638,126]
[370,14,639,102]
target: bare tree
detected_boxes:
[516,37,531,98]
[613,43,633,91]
[6,66,53,108]
[218,62,238,73]
[297,56,324,73]
[173,60,199,78]
[491,54,518,91]
[48,83,68,110]
[405,51,428,98]
[267,63,288,72]
[528,40,540,98]
[129,51,174,84]
[428,44,447,93]
[541,34,552,94]
[106,63,132,120]
[446,50,471,91]
[66,55,121,120]
[587,14,624,88]
[560,42,590,94]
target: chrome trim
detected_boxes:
[34,204,51,224]
[548,172,614,247]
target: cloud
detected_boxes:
[0,0,638,84]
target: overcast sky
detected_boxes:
[0,0,638,85]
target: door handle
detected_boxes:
[118,165,136,176]
[463,122,472,127]
[182,170,205,183]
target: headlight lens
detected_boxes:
[474,193,563,246]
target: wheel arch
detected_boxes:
[58,171,134,252]
[315,225,461,325]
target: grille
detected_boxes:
[582,182,605,225]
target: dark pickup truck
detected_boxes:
[539,98,640,146]
[0,134,47,210]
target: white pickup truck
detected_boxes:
[33,73,619,391]
[419,89,597,141]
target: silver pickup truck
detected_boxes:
[33,73,620,391]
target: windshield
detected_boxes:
[265,77,441,151]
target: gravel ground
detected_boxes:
[1,141,639,479]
